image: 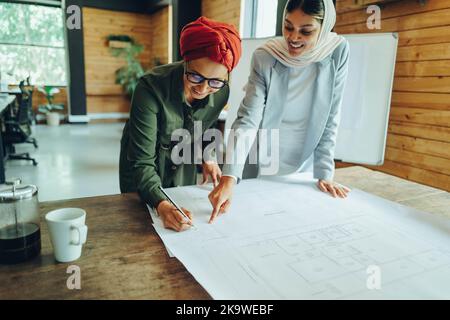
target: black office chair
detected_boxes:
[3,84,38,166]
[21,80,38,148]
[25,77,36,125]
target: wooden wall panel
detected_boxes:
[395,60,450,77]
[336,0,450,26]
[335,0,450,191]
[391,92,450,110]
[336,8,450,34]
[366,160,450,191]
[389,107,450,127]
[396,43,450,61]
[86,95,130,113]
[393,77,450,93]
[202,0,241,32]
[83,6,169,115]
[388,121,450,143]
[396,26,450,47]
[150,6,171,65]
[83,7,153,99]
[201,0,241,110]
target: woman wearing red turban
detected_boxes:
[119,17,241,232]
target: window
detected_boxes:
[242,0,278,38]
[0,2,66,86]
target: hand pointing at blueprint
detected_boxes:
[208,176,236,223]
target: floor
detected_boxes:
[5,123,125,202]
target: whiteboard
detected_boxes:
[225,33,398,166]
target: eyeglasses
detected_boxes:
[184,64,228,89]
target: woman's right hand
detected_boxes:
[208,176,236,223]
[156,200,193,232]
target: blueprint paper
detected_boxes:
[147,174,450,299]
[147,204,175,258]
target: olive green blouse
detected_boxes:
[119,61,229,207]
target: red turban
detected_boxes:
[180,16,242,72]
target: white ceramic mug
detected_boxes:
[45,208,88,263]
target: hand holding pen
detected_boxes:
[157,186,195,232]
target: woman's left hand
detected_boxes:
[317,179,350,198]
[201,161,222,187]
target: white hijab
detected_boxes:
[261,0,344,68]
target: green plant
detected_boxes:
[108,35,145,98]
[37,86,64,114]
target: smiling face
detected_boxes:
[183,57,228,104]
[283,9,322,57]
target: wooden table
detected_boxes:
[0,166,448,299]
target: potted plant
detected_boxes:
[107,35,145,98]
[37,86,64,126]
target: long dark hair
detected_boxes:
[286,0,325,24]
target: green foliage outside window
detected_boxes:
[0,2,66,85]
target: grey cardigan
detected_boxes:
[222,39,350,181]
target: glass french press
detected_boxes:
[0,179,41,264]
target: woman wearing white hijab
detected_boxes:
[208,0,351,222]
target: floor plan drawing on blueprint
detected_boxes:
[148,174,450,299]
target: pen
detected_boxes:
[158,186,195,227]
